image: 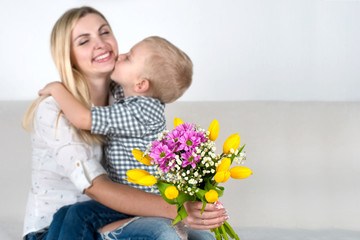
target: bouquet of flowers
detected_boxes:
[126,118,252,240]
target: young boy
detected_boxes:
[39,36,193,240]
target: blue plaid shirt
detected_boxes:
[91,83,165,192]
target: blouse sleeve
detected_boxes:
[34,97,106,192]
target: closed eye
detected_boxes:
[79,40,89,45]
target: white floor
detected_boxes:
[236,227,360,240]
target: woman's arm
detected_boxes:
[39,82,92,130]
[86,175,227,230]
[85,175,177,219]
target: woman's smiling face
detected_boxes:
[71,13,118,79]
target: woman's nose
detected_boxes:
[94,37,106,49]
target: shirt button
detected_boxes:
[76,162,80,167]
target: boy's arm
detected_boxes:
[39,82,92,130]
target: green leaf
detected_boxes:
[156,182,176,204]
[171,205,188,226]
[230,143,246,163]
[176,192,196,206]
[205,179,216,191]
[216,185,225,198]
[195,188,206,201]
[200,201,207,214]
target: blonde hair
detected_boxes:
[22,6,109,144]
[141,36,193,103]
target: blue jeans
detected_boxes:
[24,228,48,240]
[25,202,214,240]
[47,200,130,240]
[99,217,215,240]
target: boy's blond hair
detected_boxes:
[141,36,193,103]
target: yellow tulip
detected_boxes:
[164,186,179,199]
[214,171,231,183]
[208,119,219,141]
[223,133,241,154]
[125,169,157,186]
[137,175,157,186]
[126,169,149,180]
[230,166,253,179]
[132,149,153,166]
[205,189,219,203]
[174,118,184,128]
[216,158,231,172]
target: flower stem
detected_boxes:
[220,224,229,240]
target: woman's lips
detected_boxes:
[93,51,112,62]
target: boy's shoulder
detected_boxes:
[122,96,164,108]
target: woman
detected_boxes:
[22,6,227,240]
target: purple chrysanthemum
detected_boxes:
[177,130,201,152]
[181,151,201,168]
[149,142,175,166]
[167,129,181,141]
[176,123,194,133]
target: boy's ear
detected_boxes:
[134,78,150,93]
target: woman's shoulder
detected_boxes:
[35,96,63,123]
[37,96,61,112]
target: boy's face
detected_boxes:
[110,41,152,91]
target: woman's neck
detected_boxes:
[87,76,110,107]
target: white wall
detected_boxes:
[1,0,359,101]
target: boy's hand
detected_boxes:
[38,81,63,96]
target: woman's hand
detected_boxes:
[182,201,228,230]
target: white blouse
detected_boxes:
[23,97,107,237]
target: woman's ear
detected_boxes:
[134,78,150,93]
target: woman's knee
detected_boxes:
[100,217,182,240]
[129,217,181,239]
